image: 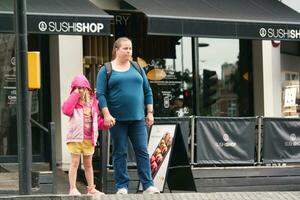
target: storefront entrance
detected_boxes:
[0,34,52,163]
[0,0,113,163]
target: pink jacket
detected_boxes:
[62,74,106,146]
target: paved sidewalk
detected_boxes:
[0,163,87,195]
[0,192,300,200]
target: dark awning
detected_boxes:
[0,0,113,35]
[124,0,300,40]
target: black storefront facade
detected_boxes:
[0,0,112,163]
[1,0,300,169]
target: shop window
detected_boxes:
[137,37,193,117]
[136,37,253,117]
[0,34,17,156]
[281,41,300,117]
[198,38,253,117]
[282,71,300,117]
[0,34,49,159]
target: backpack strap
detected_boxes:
[103,62,112,86]
[130,60,142,75]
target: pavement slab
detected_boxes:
[0,192,300,200]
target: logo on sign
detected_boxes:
[290,133,296,141]
[223,134,229,142]
[216,133,236,147]
[259,28,300,39]
[37,21,104,33]
[10,57,15,66]
[284,133,300,146]
[38,21,47,32]
[259,28,267,37]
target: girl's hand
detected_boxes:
[73,88,79,93]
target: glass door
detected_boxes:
[0,34,18,162]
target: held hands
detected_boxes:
[104,114,116,128]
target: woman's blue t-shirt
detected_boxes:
[96,64,153,121]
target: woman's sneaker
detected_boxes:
[143,186,160,194]
[116,188,128,194]
[69,188,81,195]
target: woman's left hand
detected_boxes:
[145,113,154,127]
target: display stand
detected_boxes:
[138,123,196,192]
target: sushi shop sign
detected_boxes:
[37,21,104,33]
[27,15,110,35]
[259,28,300,40]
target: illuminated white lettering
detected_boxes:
[90,23,97,33]
[76,23,82,32]
[38,21,104,33]
[295,30,300,38]
[68,22,76,32]
[61,22,69,32]
[97,23,104,31]
[278,29,285,38]
[268,28,274,38]
[82,23,89,32]
[49,21,55,32]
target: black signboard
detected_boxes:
[27,15,111,35]
[263,117,300,163]
[196,117,256,164]
[148,18,300,41]
[0,14,111,35]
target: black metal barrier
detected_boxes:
[195,117,257,165]
[98,116,300,192]
[262,117,300,163]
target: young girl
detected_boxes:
[62,74,107,195]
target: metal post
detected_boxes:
[15,0,32,195]
[191,37,200,115]
[107,132,111,167]
[49,122,57,194]
[190,116,195,166]
[257,116,262,165]
[100,130,108,193]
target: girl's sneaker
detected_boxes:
[87,185,105,195]
[69,188,81,195]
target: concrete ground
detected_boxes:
[0,192,300,200]
[0,163,86,195]
[1,163,300,199]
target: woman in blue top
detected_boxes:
[96,37,159,194]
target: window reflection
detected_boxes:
[280,41,300,118]
[198,38,253,116]
[282,71,300,117]
[142,37,193,117]
[145,37,253,117]
[198,38,239,116]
